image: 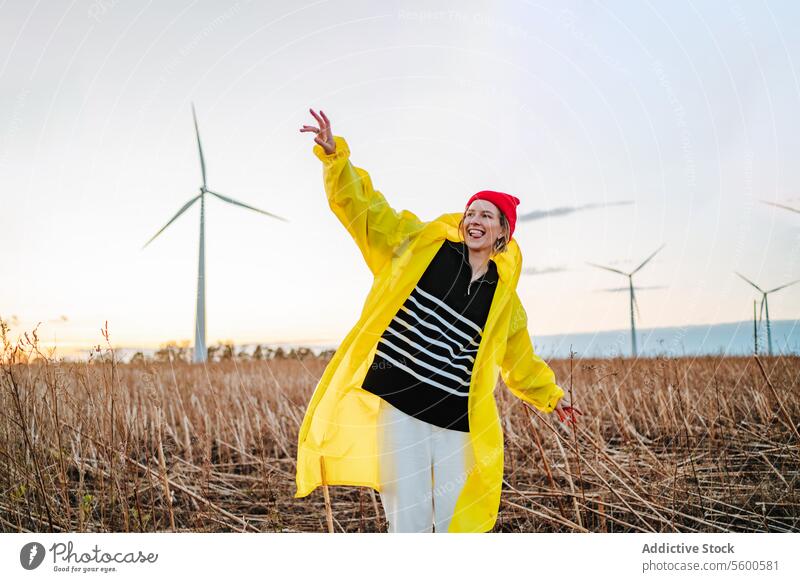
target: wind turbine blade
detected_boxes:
[586,262,627,276]
[758,296,765,326]
[597,286,631,293]
[735,271,765,294]
[207,190,289,222]
[192,103,207,189]
[767,279,800,294]
[761,200,800,214]
[631,243,665,274]
[141,195,201,249]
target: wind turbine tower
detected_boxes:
[143,104,288,363]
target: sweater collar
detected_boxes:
[444,239,499,284]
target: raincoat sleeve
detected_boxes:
[313,135,425,277]
[500,292,565,413]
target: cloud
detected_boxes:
[522,265,568,276]
[518,200,633,222]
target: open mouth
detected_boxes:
[467,228,485,240]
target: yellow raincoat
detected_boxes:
[294,135,565,532]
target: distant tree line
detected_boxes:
[127,341,336,364]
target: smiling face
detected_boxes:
[460,199,509,255]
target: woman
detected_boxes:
[296,108,576,532]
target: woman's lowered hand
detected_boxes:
[555,402,582,426]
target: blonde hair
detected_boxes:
[458,211,510,256]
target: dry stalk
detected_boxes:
[320,456,334,533]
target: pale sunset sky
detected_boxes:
[1,0,799,356]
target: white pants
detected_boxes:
[377,399,475,533]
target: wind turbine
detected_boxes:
[587,244,665,358]
[735,272,799,356]
[143,103,288,363]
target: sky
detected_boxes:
[1,0,799,357]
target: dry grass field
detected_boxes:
[1,318,798,533]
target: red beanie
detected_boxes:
[464,190,521,239]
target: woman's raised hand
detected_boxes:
[300,108,335,155]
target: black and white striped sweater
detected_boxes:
[361,239,498,432]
